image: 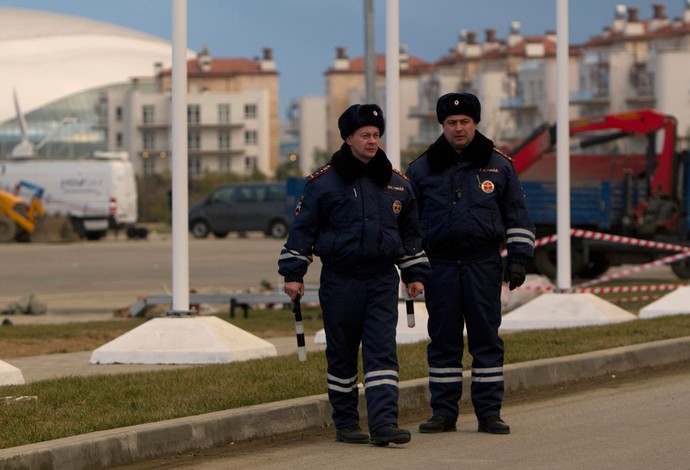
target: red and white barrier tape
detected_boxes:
[502,229,690,258]
[571,284,680,294]
[577,250,690,288]
[612,294,663,304]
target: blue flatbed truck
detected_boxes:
[510,109,690,279]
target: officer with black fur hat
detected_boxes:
[406,92,535,435]
[279,103,430,447]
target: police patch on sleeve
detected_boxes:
[392,200,402,214]
[295,195,304,216]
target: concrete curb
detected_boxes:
[2,336,690,469]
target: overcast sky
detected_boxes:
[0,0,686,118]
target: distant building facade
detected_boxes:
[105,47,279,178]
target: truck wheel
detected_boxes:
[671,260,690,279]
[0,216,17,242]
[578,254,610,279]
[533,247,585,280]
[267,220,288,239]
[190,220,210,239]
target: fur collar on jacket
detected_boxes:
[425,130,495,172]
[330,142,392,186]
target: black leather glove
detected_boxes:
[503,263,526,291]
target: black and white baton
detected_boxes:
[406,299,415,328]
[293,294,307,362]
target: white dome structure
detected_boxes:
[0,7,193,123]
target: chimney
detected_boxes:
[399,44,409,71]
[463,31,481,58]
[334,47,350,71]
[653,3,667,19]
[259,47,276,71]
[507,21,522,47]
[624,7,644,35]
[456,29,468,53]
[650,3,670,32]
[198,46,212,72]
[612,4,627,33]
[483,28,500,53]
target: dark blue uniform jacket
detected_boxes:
[279,143,430,284]
[406,131,535,264]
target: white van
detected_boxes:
[0,151,138,240]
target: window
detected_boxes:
[188,104,200,124]
[116,132,123,149]
[219,156,231,174]
[188,131,200,150]
[116,106,123,122]
[266,185,286,202]
[143,157,156,176]
[244,103,257,119]
[244,156,256,172]
[218,130,231,149]
[218,104,230,123]
[245,130,257,145]
[210,186,234,204]
[143,105,155,124]
[188,156,201,177]
[143,131,155,150]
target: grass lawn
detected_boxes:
[1,300,689,449]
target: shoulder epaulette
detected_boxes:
[392,167,410,182]
[494,147,514,162]
[307,164,333,182]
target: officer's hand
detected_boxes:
[406,282,424,299]
[283,281,304,302]
[503,263,526,291]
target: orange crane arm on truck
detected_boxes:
[509,108,677,197]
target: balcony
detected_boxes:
[500,95,538,111]
[626,69,655,105]
[569,89,610,106]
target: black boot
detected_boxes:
[419,415,457,433]
[369,424,411,447]
[335,425,370,444]
[477,416,510,434]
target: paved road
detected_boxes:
[0,230,678,317]
[133,361,690,470]
[0,231,320,316]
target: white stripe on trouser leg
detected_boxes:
[327,373,358,393]
[471,367,503,383]
[429,366,462,383]
[364,370,398,389]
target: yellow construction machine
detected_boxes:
[0,181,77,243]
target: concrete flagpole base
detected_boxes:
[90,316,277,365]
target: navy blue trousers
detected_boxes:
[425,251,505,420]
[319,264,400,432]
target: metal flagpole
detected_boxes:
[556,0,572,291]
[170,0,191,314]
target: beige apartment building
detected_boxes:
[323,46,434,157]
[107,47,280,177]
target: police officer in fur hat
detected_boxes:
[406,93,535,435]
[279,104,430,447]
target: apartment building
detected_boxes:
[573,3,690,143]
[106,47,280,178]
[323,46,434,155]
